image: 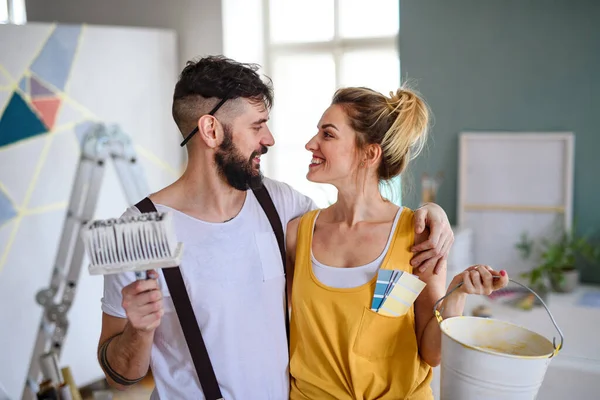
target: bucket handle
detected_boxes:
[433,278,564,358]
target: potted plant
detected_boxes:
[514,232,551,302]
[515,228,599,293]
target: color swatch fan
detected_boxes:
[371,269,426,316]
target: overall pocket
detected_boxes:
[352,307,416,360]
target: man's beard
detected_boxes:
[215,125,267,191]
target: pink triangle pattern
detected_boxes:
[32,98,62,130]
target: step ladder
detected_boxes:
[22,123,150,400]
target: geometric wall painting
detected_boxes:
[27,128,80,209]
[74,120,95,145]
[0,24,53,84]
[0,71,10,88]
[0,91,47,147]
[0,23,181,399]
[30,25,82,91]
[31,97,61,130]
[0,135,45,206]
[19,76,28,93]
[30,76,55,98]
[0,217,15,248]
[55,99,87,128]
[0,91,9,114]
[0,190,17,226]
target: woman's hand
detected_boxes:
[439,265,509,320]
[454,265,508,295]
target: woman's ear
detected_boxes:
[364,144,382,167]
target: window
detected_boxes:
[1,0,27,24]
[264,0,400,207]
[222,0,401,207]
[0,1,8,23]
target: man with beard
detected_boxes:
[97,56,454,399]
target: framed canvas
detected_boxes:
[0,22,179,398]
[458,132,574,277]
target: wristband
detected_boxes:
[99,333,145,386]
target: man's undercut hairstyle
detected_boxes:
[172,55,274,135]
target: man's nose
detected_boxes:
[263,126,275,147]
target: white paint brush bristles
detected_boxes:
[82,211,183,277]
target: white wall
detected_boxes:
[0,22,180,399]
[25,0,223,69]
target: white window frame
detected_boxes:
[1,0,27,24]
[261,0,398,95]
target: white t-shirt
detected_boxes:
[101,178,316,400]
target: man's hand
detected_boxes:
[121,270,164,332]
[410,203,454,274]
[98,270,162,390]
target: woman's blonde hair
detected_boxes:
[332,85,429,180]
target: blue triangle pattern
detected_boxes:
[19,76,28,94]
[0,92,47,147]
[30,25,82,91]
[0,189,17,226]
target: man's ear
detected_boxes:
[197,115,219,149]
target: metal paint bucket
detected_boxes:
[434,279,564,400]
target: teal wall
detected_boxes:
[400,0,600,282]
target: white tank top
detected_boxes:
[311,207,403,288]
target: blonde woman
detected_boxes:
[286,87,508,399]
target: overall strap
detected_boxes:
[251,185,290,345]
[134,198,223,400]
